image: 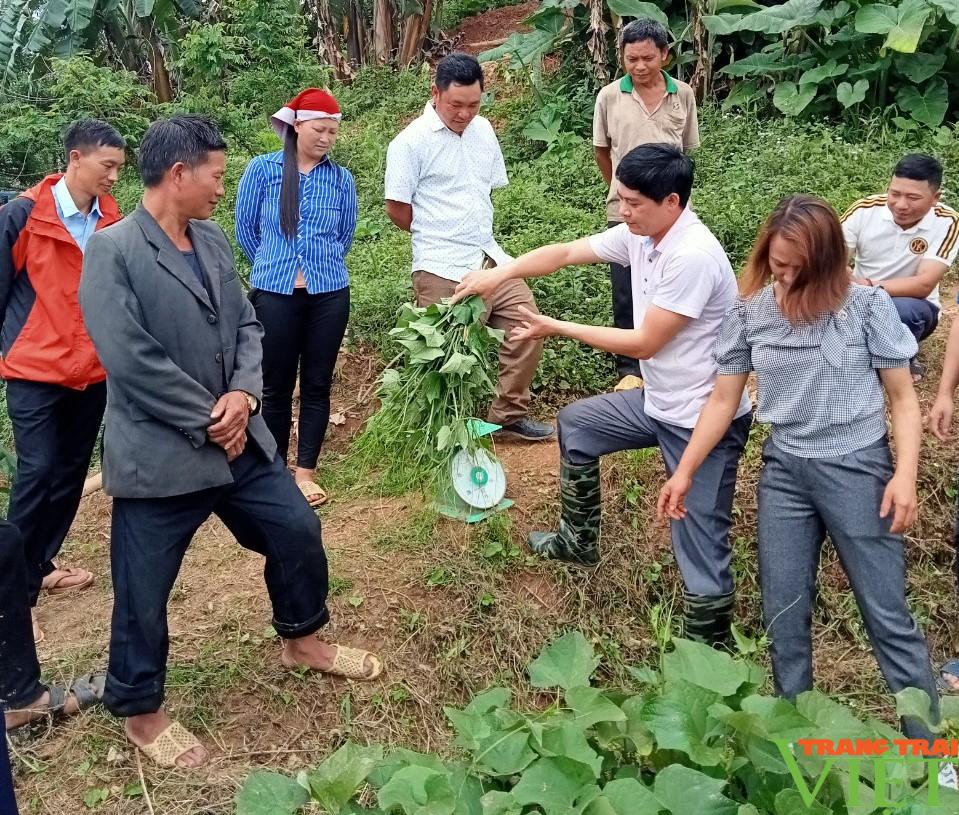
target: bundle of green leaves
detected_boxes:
[353,295,504,492]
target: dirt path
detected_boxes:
[452,1,538,53]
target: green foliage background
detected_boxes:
[4,49,959,399]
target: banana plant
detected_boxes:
[0,0,202,99]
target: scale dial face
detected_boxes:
[451,448,507,509]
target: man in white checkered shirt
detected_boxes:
[842,154,959,378]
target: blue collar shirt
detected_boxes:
[235,152,357,294]
[52,176,102,252]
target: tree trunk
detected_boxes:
[586,0,610,85]
[398,0,432,66]
[688,0,710,103]
[345,0,367,67]
[301,0,354,79]
[372,0,396,63]
[143,20,173,102]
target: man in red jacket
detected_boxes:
[0,119,125,643]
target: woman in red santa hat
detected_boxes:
[235,88,357,506]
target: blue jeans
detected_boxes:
[892,296,938,344]
[558,388,751,596]
[104,450,331,717]
[758,437,937,739]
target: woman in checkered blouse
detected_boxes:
[658,194,939,740]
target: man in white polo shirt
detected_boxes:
[842,154,959,377]
[384,52,553,441]
[453,143,752,647]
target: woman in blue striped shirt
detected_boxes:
[236,89,358,506]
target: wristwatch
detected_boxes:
[242,391,260,415]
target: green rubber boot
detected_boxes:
[683,591,735,648]
[528,459,601,567]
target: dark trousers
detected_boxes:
[5,380,106,605]
[608,220,640,379]
[0,519,43,710]
[0,720,16,815]
[251,287,350,470]
[758,438,937,740]
[558,388,751,596]
[892,296,938,344]
[103,450,331,717]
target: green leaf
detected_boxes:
[528,631,600,691]
[653,765,738,815]
[773,81,817,115]
[510,757,594,811]
[795,690,873,740]
[437,425,453,451]
[480,791,522,815]
[940,695,959,722]
[703,13,745,34]
[895,687,936,729]
[537,721,603,778]
[445,707,492,752]
[798,59,847,85]
[740,695,816,741]
[589,778,660,815]
[897,76,949,127]
[605,0,668,26]
[662,638,752,696]
[773,788,833,814]
[304,742,382,815]
[235,771,309,815]
[836,79,869,107]
[82,787,109,809]
[735,0,823,34]
[928,0,959,24]
[627,665,659,685]
[465,687,511,715]
[719,52,815,77]
[896,51,946,83]
[377,765,455,814]
[738,806,761,815]
[438,351,476,376]
[642,681,725,766]
[854,0,932,52]
[566,686,628,728]
[722,81,767,111]
[476,730,537,775]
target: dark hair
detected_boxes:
[138,115,227,188]
[615,143,693,207]
[621,18,670,49]
[893,153,943,190]
[63,119,125,161]
[435,52,484,91]
[740,195,849,324]
[280,128,300,240]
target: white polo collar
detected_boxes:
[879,201,938,234]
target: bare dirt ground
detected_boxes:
[452,1,538,54]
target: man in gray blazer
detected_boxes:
[80,116,381,770]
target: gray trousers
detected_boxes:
[758,438,937,739]
[559,389,751,596]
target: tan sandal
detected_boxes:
[297,480,328,507]
[138,721,206,768]
[42,566,94,595]
[328,645,383,681]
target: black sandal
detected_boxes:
[8,673,105,730]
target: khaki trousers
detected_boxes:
[412,270,543,425]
